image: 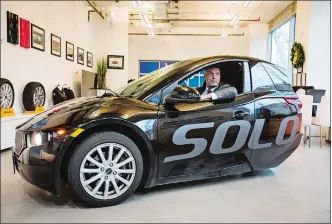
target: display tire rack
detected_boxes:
[22,82,46,111]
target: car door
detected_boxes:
[156,60,256,178]
[249,61,302,170]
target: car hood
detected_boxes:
[16,95,157,131]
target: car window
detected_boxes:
[250,62,276,92]
[261,62,293,91]
[161,60,249,104]
[114,59,198,98]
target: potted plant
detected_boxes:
[96,57,107,89]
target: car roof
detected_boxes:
[186,55,270,64]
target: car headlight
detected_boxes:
[30,132,48,146]
[29,129,70,146]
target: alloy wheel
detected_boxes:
[0,83,13,109]
[79,143,136,200]
[33,86,44,107]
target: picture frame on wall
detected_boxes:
[77,47,84,65]
[87,51,93,68]
[20,18,30,48]
[66,41,74,61]
[51,34,61,57]
[31,24,45,51]
[107,55,124,69]
[7,11,19,45]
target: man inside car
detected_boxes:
[197,67,238,100]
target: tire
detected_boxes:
[0,78,15,109]
[68,131,143,207]
[22,82,46,111]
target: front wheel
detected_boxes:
[68,131,143,207]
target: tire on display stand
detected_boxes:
[22,82,46,111]
[68,131,143,207]
[0,78,15,109]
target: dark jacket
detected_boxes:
[196,84,238,100]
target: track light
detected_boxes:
[230,15,240,26]
[147,29,155,37]
[133,1,143,6]
[221,29,229,38]
[243,1,252,7]
[139,13,151,26]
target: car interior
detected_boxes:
[191,61,245,95]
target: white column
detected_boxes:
[248,24,269,60]
[99,6,129,91]
[295,1,330,130]
[294,1,311,73]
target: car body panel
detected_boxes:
[12,55,302,197]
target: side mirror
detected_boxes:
[165,86,200,104]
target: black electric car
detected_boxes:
[12,56,302,207]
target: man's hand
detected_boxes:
[200,94,212,100]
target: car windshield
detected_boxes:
[114,59,198,98]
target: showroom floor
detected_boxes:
[1,139,330,223]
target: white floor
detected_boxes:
[1,139,330,223]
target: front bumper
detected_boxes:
[12,138,62,195]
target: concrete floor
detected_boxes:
[1,139,330,223]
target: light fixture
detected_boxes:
[221,29,229,38]
[133,1,143,6]
[230,15,240,26]
[243,0,252,7]
[147,29,155,37]
[139,13,151,27]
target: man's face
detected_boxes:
[204,68,221,87]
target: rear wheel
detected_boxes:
[68,131,143,207]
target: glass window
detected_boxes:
[270,21,290,71]
[250,62,276,92]
[268,15,296,84]
[261,62,293,91]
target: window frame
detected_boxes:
[249,61,277,93]
[154,59,252,105]
[268,15,296,85]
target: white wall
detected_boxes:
[307,1,330,124]
[102,6,129,91]
[307,1,330,97]
[248,24,269,60]
[294,1,311,73]
[128,33,249,79]
[1,1,106,114]
[295,0,331,130]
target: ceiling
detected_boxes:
[89,1,294,35]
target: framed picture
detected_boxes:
[7,11,19,45]
[87,51,93,68]
[51,34,61,57]
[66,41,74,61]
[77,47,84,65]
[20,18,30,48]
[107,55,124,69]
[31,24,45,51]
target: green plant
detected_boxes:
[96,57,107,89]
[290,42,305,68]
